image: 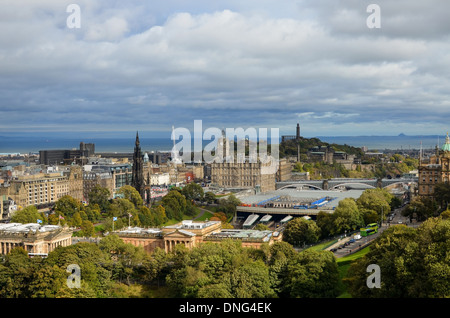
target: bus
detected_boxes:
[360,223,378,237]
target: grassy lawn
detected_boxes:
[306,239,338,251]
[195,210,214,221]
[162,215,192,226]
[215,193,231,198]
[337,246,371,264]
[336,246,372,298]
[94,224,105,233]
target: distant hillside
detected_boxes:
[280,137,364,159]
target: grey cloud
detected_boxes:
[0,1,449,137]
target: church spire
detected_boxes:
[132,131,145,199]
[136,131,140,146]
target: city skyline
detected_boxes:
[1,1,450,138]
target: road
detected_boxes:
[331,205,421,258]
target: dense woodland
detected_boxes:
[1,216,449,298]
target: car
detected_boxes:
[349,239,355,243]
[330,248,337,253]
[398,221,403,224]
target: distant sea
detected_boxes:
[0,134,445,154]
[317,134,443,151]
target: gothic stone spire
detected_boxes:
[132,131,145,198]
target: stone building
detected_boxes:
[0,223,73,256]
[117,220,222,253]
[307,145,356,166]
[83,171,115,201]
[63,165,84,202]
[0,195,17,220]
[0,172,71,208]
[276,158,292,182]
[211,158,277,193]
[39,142,95,165]
[117,220,279,254]
[87,164,132,197]
[418,133,450,197]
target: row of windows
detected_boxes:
[422,178,439,182]
[220,181,254,187]
[220,175,256,180]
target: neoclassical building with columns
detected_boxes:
[117,220,280,254]
[0,223,73,256]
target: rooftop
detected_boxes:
[118,227,162,235]
[239,189,365,209]
[205,229,273,242]
[442,133,450,152]
[165,220,221,230]
[0,223,62,233]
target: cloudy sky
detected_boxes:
[1,0,450,139]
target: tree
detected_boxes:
[284,250,340,298]
[161,190,187,220]
[108,198,137,219]
[11,206,42,224]
[70,212,83,228]
[390,196,402,210]
[181,182,204,202]
[403,196,437,222]
[208,211,226,222]
[345,218,450,298]
[84,204,101,223]
[55,195,83,220]
[45,242,113,298]
[87,185,111,212]
[116,185,143,207]
[433,182,450,211]
[282,217,321,246]
[227,260,276,298]
[98,234,150,284]
[204,192,216,204]
[48,213,66,226]
[166,240,276,298]
[185,200,199,217]
[28,265,71,298]
[356,189,392,221]
[362,209,379,225]
[224,194,241,207]
[316,211,335,239]
[151,205,167,225]
[332,198,364,234]
[0,247,35,298]
[198,282,232,298]
[217,194,241,219]
[441,209,450,220]
[137,205,153,227]
[81,220,95,237]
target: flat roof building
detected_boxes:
[117,219,281,253]
[0,223,73,256]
